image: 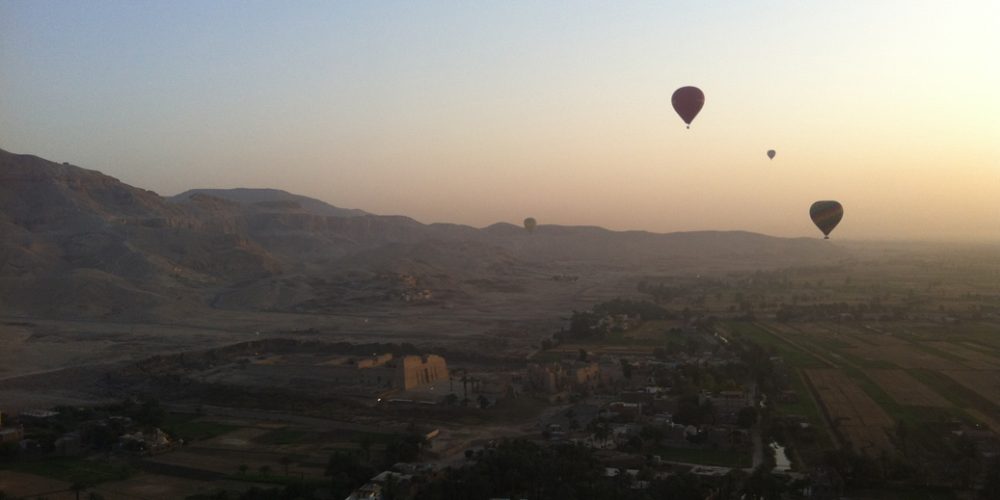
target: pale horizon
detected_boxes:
[2,1,998,242]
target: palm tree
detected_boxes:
[280,455,292,476]
[359,434,374,463]
[382,473,400,500]
[594,424,610,447]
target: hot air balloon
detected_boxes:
[523,217,537,234]
[809,201,843,239]
[671,86,704,128]
[767,150,776,160]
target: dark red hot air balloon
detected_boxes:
[523,217,537,234]
[809,201,844,239]
[671,86,704,128]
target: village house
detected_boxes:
[0,425,24,445]
[701,390,753,416]
[526,361,603,394]
[0,410,24,445]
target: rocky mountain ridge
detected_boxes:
[0,148,843,320]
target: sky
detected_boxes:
[2,1,998,241]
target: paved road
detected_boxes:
[165,403,403,434]
[751,423,764,470]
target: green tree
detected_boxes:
[327,452,375,499]
[981,456,1000,499]
[620,359,633,379]
[594,424,610,447]
[382,433,425,467]
[382,473,401,500]
[359,434,374,463]
[742,467,785,500]
[737,406,758,429]
[70,482,87,500]
[648,471,706,500]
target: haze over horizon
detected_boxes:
[2,1,998,241]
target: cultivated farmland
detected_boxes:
[805,369,895,456]
[939,370,1000,406]
[923,342,1000,369]
[864,369,949,407]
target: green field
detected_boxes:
[255,428,313,445]
[1,457,133,485]
[724,322,827,369]
[775,370,824,424]
[909,369,1000,420]
[742,323,970,426]
[162,413,241,442]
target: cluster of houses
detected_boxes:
[344,462,436,500]
[514,339,767,491]
[0,406,177,458]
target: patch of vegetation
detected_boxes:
[255,428,311,445]
[839,366,912,422]
[886,487,959,500]
[909,369,1000,418]
[558,299,673,341]
[908,343,967,365]
[228,471,327,488]
[1,457,133,485]
[162,414,240,441]
[774,370,825,425]
[725,322,826,368]
[830,350,898,369]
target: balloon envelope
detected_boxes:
[767,150,776,159]
[809,201,843,239]
[671,86,705,127]
[523,217,537,233]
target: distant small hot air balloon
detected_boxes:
[671,86,705,128]
[523,217,537,234]
[809,201,843,239]
[767,150,776,160]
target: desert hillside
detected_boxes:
[0,148,843,320]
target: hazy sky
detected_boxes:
[2,1,998,240]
